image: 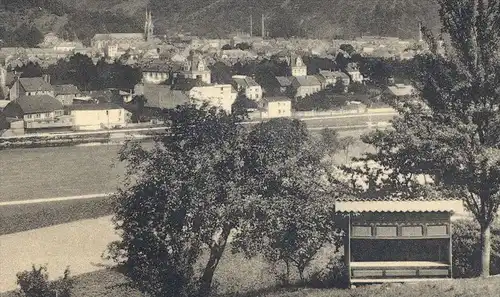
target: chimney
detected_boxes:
[250,14,253,37]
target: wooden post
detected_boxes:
[448,216,453,278]
[346,213,352,285]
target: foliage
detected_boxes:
[292,90,349,111]
[231,90,256,119]
[452,219,500,278]
[16,62,43,78]
[232,118,344,284]
[253,59,290,95]
[110,104,251,297]
[209,61,233,84]
[129,95,147,123]
[308,255,349,289]
[45,55,142,91]
[110,106,344,296]
[302,56,336,75]
[346,0,500,276]
[16,265,73,297]
[339,44,355,56]
[221,44,233,50]
[347,82,369,94]
[267,8,304,38]
[1,23,44,48]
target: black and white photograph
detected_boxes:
[0,0,499,296]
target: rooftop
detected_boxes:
[53,84,80,95]
[275,76,292,87]
[335,199,463,213]
[13,95,63,114]
[137,84,190,110]
[92,33,145,41]
[264,96,292,103]
[232,75,260,88]
[293,75,321,87]
[386,84,415,97]
[69,103,123,111]
[19,77,53,93]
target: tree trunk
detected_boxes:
[480,223,491,277]
[198,226,232,296]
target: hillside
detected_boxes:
[1,0,440,45]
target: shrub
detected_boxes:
[16,265,73,297]
[452,219,500,278]
[307,255,349,289]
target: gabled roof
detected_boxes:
[292,75,321,87]
[92,33,144,41]
[386,84,415,97]
[69,103,123,111]
[140,84,190,109]
[19,77,53,93]
[264,96,291,103]
[13,95,63,114]
[141,61,171,73]
[319,70,349,80]
[53,84,79,95]
[232,76,260,88]
[276,76,292,87]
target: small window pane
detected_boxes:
[376,226,397,237]
[352,226,372,237]
[402,226,423,237]
[427,225,448,236]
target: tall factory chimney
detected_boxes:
[250,14,253,37]
[261,14,265,38]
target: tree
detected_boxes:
[17,62,43,78]
[129,95,147,123]
[339,44,355,56]
[332,79,346,94]
[347,82,368,94]
[221,44,233,50]
[231,90,256,119]
[235,42,251,51]
[67,54,97,91]
[110,104,251,297]
[351,0,500,277]
[232,119,342,284]
[110,105,345,295]
[209,61,233,84]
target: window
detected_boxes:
[45,113,51,118]
[401,226,423,237]
[376,226,397,237]
[352,226,372,237]
[35,114,41,118]
[25,114,32,119]
[427,225,448,236]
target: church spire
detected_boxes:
[144,8,154,41]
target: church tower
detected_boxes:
[144,9,154,41]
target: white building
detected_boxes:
[263,96,292,118]
[232,75,262,100]
[188,84,237,113]
[291,75,322,98]
[346,63,364,83]
[70,103,128,130]
[141,62,170,85]
[181,55,212,84]
[286,55,307,77]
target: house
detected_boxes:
[69,103,127,130]
[286,55,307,77]
[263,96,292,118]
[9,76,55,100]
[318,70,351,88]
[345,63,364,83]
[141,61,170,84]
[181,54,211,84]
[291,76,322,98]
[134,83,190,110]
[2,95,72,132]
[275,76,293,94]
[232,75,263,100]
[53,84,80,106]
[384,84,416,101]
[188,84,237,113]
[336,195,463,284]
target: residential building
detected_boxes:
[9,76,54,100]
[232,75,262,100]
[188,84,237,113]
[263,96,292,118]
[317,70,350,87]
[291,76,322,98]
[69,103,127,130]
[275,76,293,94]
[181,55,211,84]
[134,83,190,110]
[384,84,416,101]
[141,61,170,84]
[286,55,307,77]
[2,95,72,132]
[346,63,364,83]
[53,84,80,106]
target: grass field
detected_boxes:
[1,255,499,297]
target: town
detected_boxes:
[0,10,423,137]
[2,1,500,297]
